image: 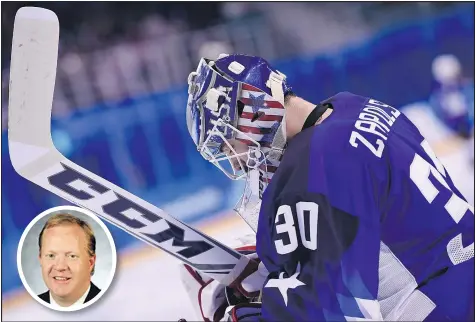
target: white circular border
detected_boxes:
[17,205,118,312]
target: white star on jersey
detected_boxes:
[264,262,305,306]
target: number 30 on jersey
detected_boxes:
[274,202,319,255]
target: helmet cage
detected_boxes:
[199,118,267,180]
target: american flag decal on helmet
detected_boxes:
[237,84,284,143]
[235,83,285,187]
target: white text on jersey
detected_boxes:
[349,99,401,158]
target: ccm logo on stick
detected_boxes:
[47,163,213,259]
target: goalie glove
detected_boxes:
[179,245,268,322]
[222,302,262,322]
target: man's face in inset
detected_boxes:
[39,224,95,306]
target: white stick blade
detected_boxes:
[8,6,59,172]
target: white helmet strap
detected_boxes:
[266,70,287,159]
[266,71,286,106]
[249,167,260,199]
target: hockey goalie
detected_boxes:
[180,54,474,321]
[7,7,473,322]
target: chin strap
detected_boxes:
[302,103,331,130]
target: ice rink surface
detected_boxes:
[2,102,473,321]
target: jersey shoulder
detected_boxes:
[286,91,370,151]
[270,92,390,199]
[276,91,389,176]
[308,91,383,162]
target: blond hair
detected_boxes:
[38,213,96,275]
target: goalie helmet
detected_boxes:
[186,54,292,230]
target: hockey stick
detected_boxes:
[8,7,252,285]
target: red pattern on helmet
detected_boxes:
[240,97,283,109]
[235,138,273,148]
[241,83,264,92]
[236,84,283,196]
[237,125,268,134]
[237,86,284,140]
[240,112,283,122]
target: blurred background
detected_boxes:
[1,2,474,320]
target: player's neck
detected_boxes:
[285,96,331,139]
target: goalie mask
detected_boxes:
[186,54,292,230]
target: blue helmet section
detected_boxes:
[186,58,239,151]
[213,54,292,99]
[186,54,291,154]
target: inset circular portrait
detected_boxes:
[17,205,117,312]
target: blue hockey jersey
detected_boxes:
[256,92,474,321]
